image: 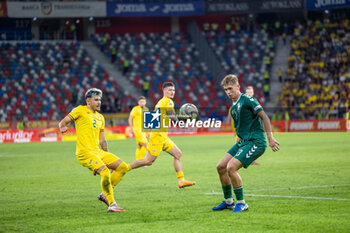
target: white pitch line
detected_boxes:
[204,192,350,201]
[204,184,350,201]
[247,184,350,192]
[245,194,350,201]
[205,184,350,195]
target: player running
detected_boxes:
[58,88,131,212]
[128,96,149,159]
[129,82,196,188]
[212,75,279,213]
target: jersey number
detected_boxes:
[93,119,97,128]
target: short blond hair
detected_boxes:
[221,74,239,87]
[246,86,254,91]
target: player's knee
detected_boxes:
[98,166,109,175]
[226,163,238,172]
[216,163,226,173]
[172,149,182,159]
[176,150,182,159]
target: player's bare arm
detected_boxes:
[58,116,72,134]
[99,131,108,152]
[257,111,280,152]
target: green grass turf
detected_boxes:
[0,132,350,232]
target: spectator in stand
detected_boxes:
[142,80,149,97]
[111,46,116,63]
[276,17,350,120]
[278,68,283,83]
[123,58,130,75]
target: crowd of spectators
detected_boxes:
[276,17,350,120]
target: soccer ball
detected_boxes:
[179,103,199,119]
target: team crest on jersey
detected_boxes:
[237,103,241,113]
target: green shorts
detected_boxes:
[227,138,267,168]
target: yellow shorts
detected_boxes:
[147,133,175,157]
[76,149,120,175]
[134,129,148,145]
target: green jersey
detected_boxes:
[230,93,265,141]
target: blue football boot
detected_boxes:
[233,203,249,213]
[212,201,235,211]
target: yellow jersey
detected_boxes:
[68,105,104,155]
[130,105,149,131]
[155,96,174,135]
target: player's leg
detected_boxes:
[101,151,131,188]
[166,143,196,188]
[96,165,115,204]
[134,131,148,160]
[212,153,235,211]
[129,135,160,169]
[76,152,124,212]
[135,142,148,160]
[135,145,141,160]
[129,150,157,169]
[227,140,266,213]
[226,157,248,213]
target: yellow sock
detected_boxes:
[135,147,141,160]
[111,162,131,188]
[100,167,115,204]
[137,146,147,159]
[176,171,184,182]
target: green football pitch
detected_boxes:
[1,132,350,232]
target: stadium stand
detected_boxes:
[204,27,275,105]
[276,18,350,120]
[0,41,133,122]
[92,32,227,116]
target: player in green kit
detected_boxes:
[212,74,280,213]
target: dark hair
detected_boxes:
[162,81,175,90]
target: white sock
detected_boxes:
[237,200,245,204]
[225,198,234,204]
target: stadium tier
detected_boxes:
[0,41,133,122]
[204,28,275,104]
[276,18,350,120]
[92,32,227,115]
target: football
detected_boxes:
[179,103,199,119]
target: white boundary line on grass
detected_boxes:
[247,184,350,192]
[204,192,350,201]
[204,184,350,201]
[245,194,350,201]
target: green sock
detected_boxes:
[234,186,244,201]
[222,184,232,199]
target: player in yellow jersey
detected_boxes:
[58,88,131,212]
[128,96,149,159]
[129,82,196,188]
